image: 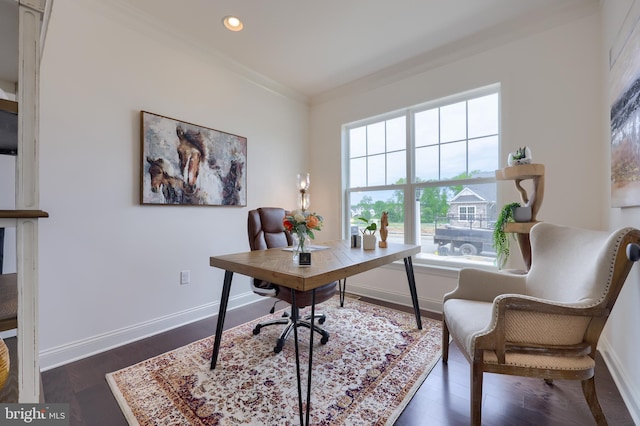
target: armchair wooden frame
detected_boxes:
[442,226,640,425]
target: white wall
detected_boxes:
[38,0,309,368]
[310,8,604,308]
[601,0,640,423]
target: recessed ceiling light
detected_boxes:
[223,16,243,32]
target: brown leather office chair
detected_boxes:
[248,207,337,353]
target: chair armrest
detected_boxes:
[443,268,526,304]
[495,294,608,317]
[477,294,605,363]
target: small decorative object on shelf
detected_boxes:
[379,211,389,248]
[358,216,377,250]
[507,146,532,166]
[350,225,361,247]
[512,205,532,222]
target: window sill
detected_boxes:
[415,253,497,271]
[382,253,498,279]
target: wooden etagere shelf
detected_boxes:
[495,163,544,181]
[495,163,545,269]
[503,221,539,234]
[0,99,18,114]
[0,210,49,219]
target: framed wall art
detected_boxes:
[610,1,640,207]
[141,111,247,206]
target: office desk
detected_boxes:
[209,241,421,425]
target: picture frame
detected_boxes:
[140,111,247,206]
[610,1,640,207]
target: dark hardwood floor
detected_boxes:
[41,296,634,426]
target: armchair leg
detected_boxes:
[582,376,608,426]
[442,318,450,363]
[471,355,483,426]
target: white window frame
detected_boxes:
[342,84,500,269]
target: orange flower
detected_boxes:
[306,215,319,229]
[283,218,294,232]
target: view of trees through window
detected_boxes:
[345,86,499,266]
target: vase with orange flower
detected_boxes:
[283,210,324,263]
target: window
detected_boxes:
[344,85,499,267]
[459,206,475,222]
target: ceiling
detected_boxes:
[0,0,596,99]
[118,0,597,99]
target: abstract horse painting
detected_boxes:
[141,111,247,206]
[146,157,185,204]
[176,126,206,188]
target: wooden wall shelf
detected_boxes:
[0,99,18,114]
[0,210,49,219]
[495,163,545,180]
[503,221,539,234]
[495,163,545,269]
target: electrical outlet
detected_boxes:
[180,270,190,285]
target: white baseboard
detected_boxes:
[598,336,640,424]
[39,283,441,372]
[39,292,259,371]
[344,282,442,315]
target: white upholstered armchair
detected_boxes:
[442,222,640,425]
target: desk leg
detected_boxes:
[210,270,233,370]
[306,289,316,426]
[291,291,304,425]
[291,289,316,426]
[403,256,422,330]
[339,278,347,307]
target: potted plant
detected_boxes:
[493,202,520,269]
[507,146,532,166]
[358,217,377,250]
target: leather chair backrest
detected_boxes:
[248,207,292,251]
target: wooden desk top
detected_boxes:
[210,240,420,292]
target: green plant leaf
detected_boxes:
[493,202,521,269]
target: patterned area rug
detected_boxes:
[106,297,442,425]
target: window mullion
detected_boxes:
[405,110,416,245]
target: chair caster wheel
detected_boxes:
[318,317,326,324]
[320,335,329,345]
[274,345,283,354]
[252,326,261,335]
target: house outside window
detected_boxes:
[344,84,499,267]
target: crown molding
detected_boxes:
[310,0,600,106]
